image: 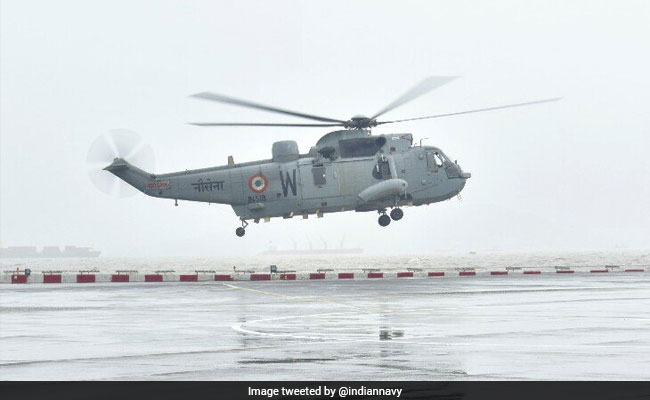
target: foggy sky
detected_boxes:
[1,0,649,256]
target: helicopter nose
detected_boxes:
[455,170,470,193]
[455,176,468,195]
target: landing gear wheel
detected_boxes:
[378,214,391,227]
[390,208,403,221]
[235,227,246,237]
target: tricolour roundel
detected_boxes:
[248,173,269,193]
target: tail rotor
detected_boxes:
[86,129,155,197]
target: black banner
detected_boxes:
[2,382,650,400]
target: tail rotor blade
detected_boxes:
[128,143,156,171]
[107,129,143,159]
[86,129,155,198]
[88,168,118,196]
[86,134,117,165]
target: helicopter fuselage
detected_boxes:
[106,129,470,232]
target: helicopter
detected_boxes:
[92,77,559,237]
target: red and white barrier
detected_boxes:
[2,266,646,285]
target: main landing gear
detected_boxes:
[377,208,404,227]
[378,214,391,227]
[235,219,248,237]
[390,208,403,221]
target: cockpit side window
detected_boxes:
[426,151,445,172]
[426,152,438,172]
[434,152,444,167]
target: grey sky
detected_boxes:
[1,0,649,256]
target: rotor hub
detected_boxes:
[344,115,377,129]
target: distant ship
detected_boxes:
[0,246,101,258]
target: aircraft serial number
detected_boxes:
[248,195,266,203]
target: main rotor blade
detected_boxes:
[189,122,343,127]
[370,76,458,120]
[377,97,562,125]
[190,92,345,124]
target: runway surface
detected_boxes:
[1,273,649,380]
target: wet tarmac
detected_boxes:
[1,273,649,380]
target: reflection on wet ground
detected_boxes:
[1,274,649,380]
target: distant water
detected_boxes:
[1,249,649,274]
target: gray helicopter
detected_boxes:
[96,77,558,237]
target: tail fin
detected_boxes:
[104,158,153,195]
